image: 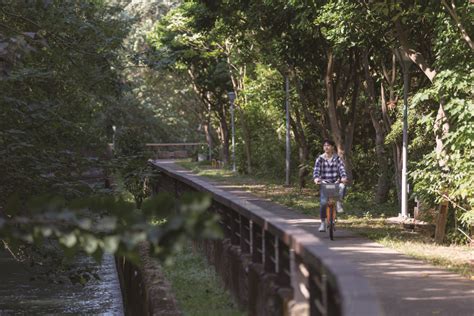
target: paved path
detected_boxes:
[164,161,474,316]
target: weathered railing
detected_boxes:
[146,142,207,159]
[150,160,382,316]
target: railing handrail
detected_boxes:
[150,160,382,316]
[145,142,207,147]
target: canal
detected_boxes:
[0,250,123,315]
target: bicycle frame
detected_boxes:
[320,183,340,240]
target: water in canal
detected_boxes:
[0,250,124,315]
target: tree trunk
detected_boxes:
[381,58,402,205]
[371,112,390,203]
[290,105,310,188]
[434,102,450,169]
[385,87,402,206]
[216,104,230,164]
[238,108,252,174]
[343,71,359,183]
[435,200,449,244]
[294,77,328,139]
[325,50,343,151]
[362,50,390,203]
[324,49,356,178]
[225,41,252,173]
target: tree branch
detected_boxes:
[442,0,474,51]
[395,20,437,82]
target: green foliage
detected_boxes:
[120,0,205,143]
[235,65,288,176]
[111,126,153,208]
[153,0,474,245]
[411,71,474,226]
[1,192,221,264]
[0,0,221,279]
[315,1,386,55]
[0,1,127,203]
[2,0,472,270]
[147,2,230,88]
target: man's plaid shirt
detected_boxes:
[313,154,347,183]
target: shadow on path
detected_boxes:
[166,161,474,316]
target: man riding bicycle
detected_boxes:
[313,140,348,232]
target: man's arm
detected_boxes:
[338,157,348,183]
[313,157,321,184]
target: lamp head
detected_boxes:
[227,91,236,103]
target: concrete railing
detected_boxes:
[150,161,382,316]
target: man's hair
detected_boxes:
[323,139,336,147]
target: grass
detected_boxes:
[176,160,474,280]
[162,242,244,316]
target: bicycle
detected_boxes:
[320,182,341,240]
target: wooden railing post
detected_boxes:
[231,209,240,246]
[278,241,291,287]
[291,253,310,314]
[252,223,263,264]
[264,232,276,273]
[309,270,327,316]
[240,216,251,254]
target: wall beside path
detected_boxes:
[149,160,383,316]
[115,243,181,316]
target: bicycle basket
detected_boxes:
[321,183,340,199]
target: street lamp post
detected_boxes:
[285,75,291,186]
[228,91,236,172]
[208,103,212,161]
[395,48,412,218]
[112,125,116,151]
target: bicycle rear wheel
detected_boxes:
[329,220,334,240]
[328,206,334,240]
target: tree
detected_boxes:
[143,0,474,244]
[0,0,220,273]
[148,2,233,164]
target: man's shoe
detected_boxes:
[318,222,326,232]
[337,201,344,213]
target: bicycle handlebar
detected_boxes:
[321,180,340,184]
